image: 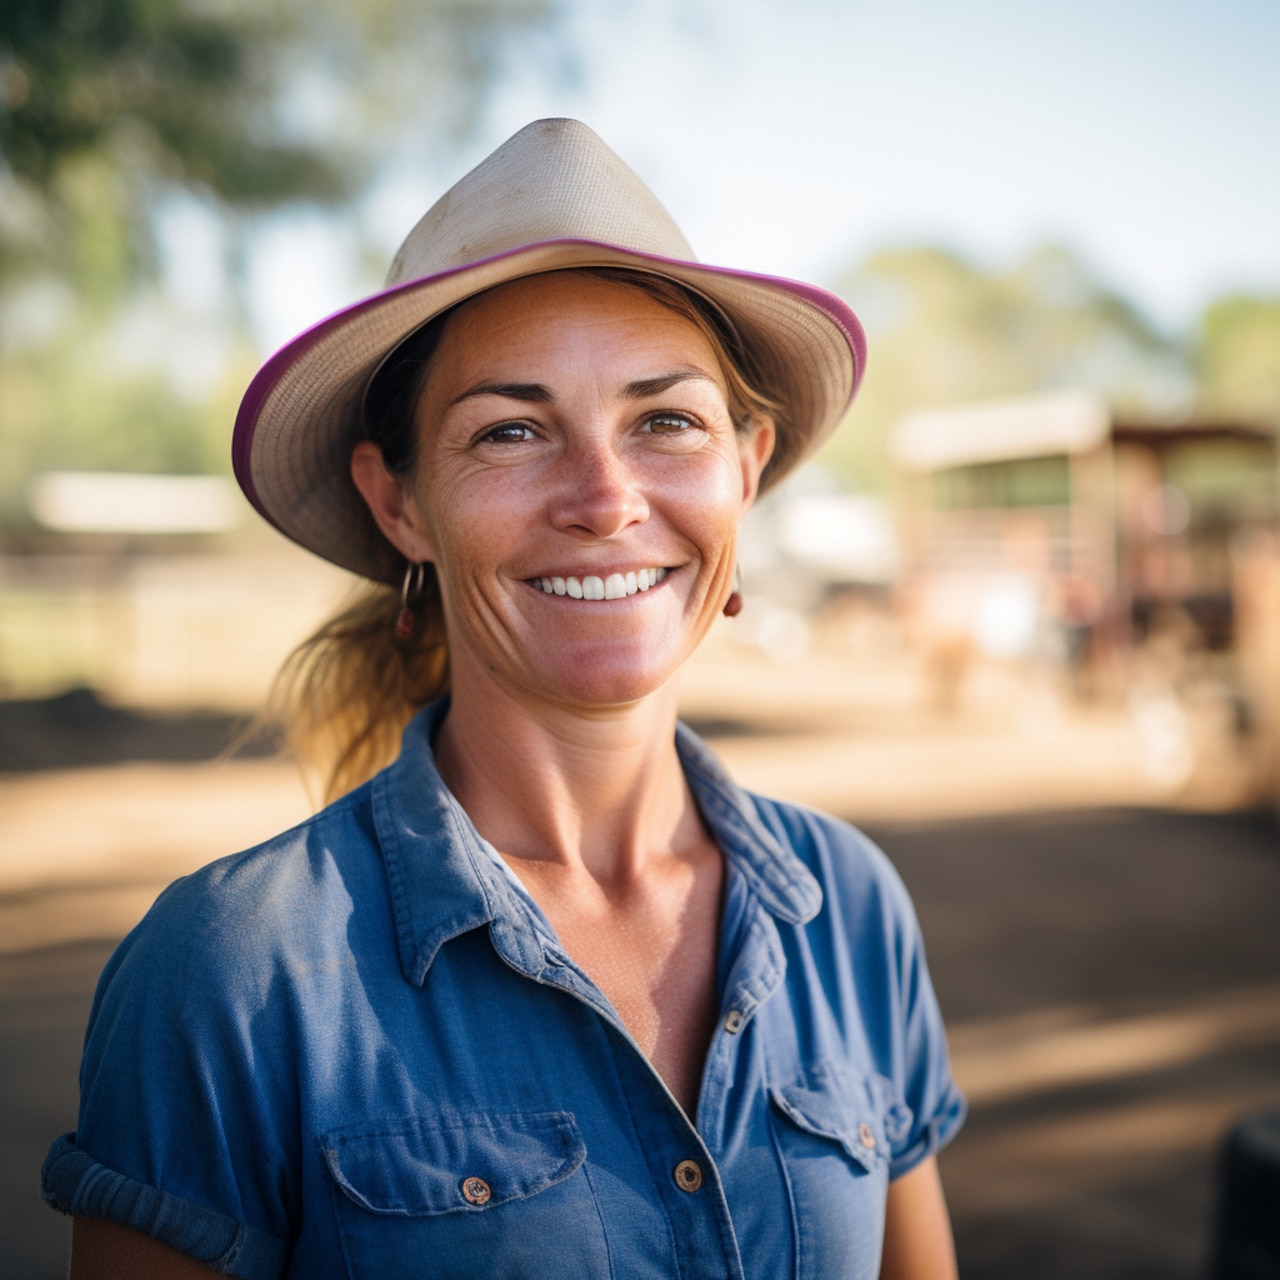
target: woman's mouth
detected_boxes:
[532,568,669,600]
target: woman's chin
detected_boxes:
[519,644,686,712]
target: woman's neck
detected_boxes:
[432,672,696,886]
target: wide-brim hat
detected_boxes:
[233,118,866,584]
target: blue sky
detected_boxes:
[245,0,1280,349]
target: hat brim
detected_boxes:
[233,239,866,584]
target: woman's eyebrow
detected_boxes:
[624,369,717,399]
[450,381,553,406]
[450,368,717,407]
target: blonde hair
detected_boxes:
[273,267,780,804]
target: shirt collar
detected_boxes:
[371,700,822,987]
[673,721,822,924]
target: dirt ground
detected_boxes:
[3,643,1279,1278]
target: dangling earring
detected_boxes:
[723,563,743,618]
[395,561,427,638]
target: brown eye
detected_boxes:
[644,412,696,435]
[479,422,536,445]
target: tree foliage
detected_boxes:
[0,0,559,300]
[823,243,1194,491]
[1197,294,1280,424]
[2,0,317,298]
[2,0,343,196]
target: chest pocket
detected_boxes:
[769,1062,912,1280]
[321,1111,611,1279]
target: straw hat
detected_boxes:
[233,118,866,583]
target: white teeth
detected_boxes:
[536,568,667,600]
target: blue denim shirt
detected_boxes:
[43,702,964,1279]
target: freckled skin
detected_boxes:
[400,273,767,714]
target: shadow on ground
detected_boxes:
[862,805,1280,1280]
[0,688,280,772]
[0,691,820,776]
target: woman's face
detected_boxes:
[382,272,773,711]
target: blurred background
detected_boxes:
[3,0,1279,1275]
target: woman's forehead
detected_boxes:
[432,273,725,381]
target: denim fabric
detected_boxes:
[43,701,965,1279]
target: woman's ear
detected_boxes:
[738,416,776,511]
[350,441,436,563]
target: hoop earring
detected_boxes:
[722,563,743,618]
[395,561,427,638]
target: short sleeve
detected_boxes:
[880,862,967,1178]
[41,863,297,1279]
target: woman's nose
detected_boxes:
[549,439,649,538]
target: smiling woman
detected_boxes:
[289,265,782,798]
[41,120,965,1280]
[350,271,774,723]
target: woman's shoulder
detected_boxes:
[678,722,897,885]
[59,791,393,1263]
[742,789,919,928]
[746,789,897,874]
[106,780,385,986]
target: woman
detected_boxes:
[44,119,965,1278]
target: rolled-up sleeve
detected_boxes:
[42,857,302,1277]
[885,885,967,1178]
[42,1135,289,1279]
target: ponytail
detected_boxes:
[270,570,447,805]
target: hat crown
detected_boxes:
[387,118,696,287]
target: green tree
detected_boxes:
[824,243,1192,492]
[1197,294,1280,424]
[2,0,329,303]
[0,0,559,302]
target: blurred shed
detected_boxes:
[892,391,1277,672]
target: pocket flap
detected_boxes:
[322,1111,586,1216]
[770,1062,905,1172]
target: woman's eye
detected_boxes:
[479,422,536,445]
[644,412,698,435]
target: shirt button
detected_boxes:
[461,1176,491,1205]
[723,1008,745,1034]
[858,1122,877,1150]
[674,1159,703,1192]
